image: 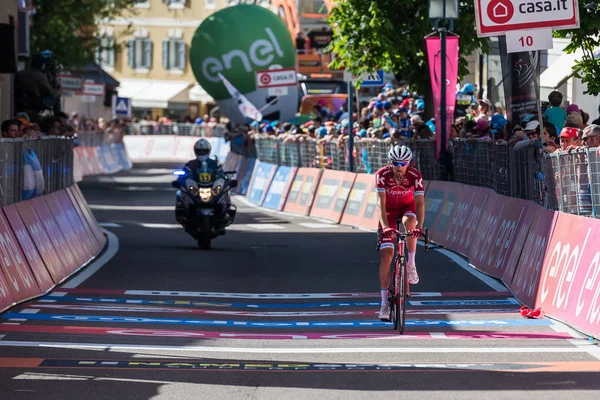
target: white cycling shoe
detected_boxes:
[378,303,390,321]
[408,264,419,285]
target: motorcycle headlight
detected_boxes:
[212,185,222,196]
[189,185,199,196]
[199,187,213,202]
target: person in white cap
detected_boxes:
[476,99,492,122]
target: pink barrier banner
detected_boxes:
[69,185,106,247]
[0,267,15,312]
[64,188,102,250]
[44,192,91,265]
[468,195,532,278]
[14,201,67,282]
[508,207,558,307]
[426,35,459,160]
[55,191,100,259]
[0,209,41,302]
[30,198,79,274]
[440,186,490,256]
[535,213,600,337]
[3,206,55,288]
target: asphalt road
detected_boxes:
[1,163,599,400]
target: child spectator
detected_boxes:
[543,91,566,132]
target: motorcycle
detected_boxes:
[171,168,237,250]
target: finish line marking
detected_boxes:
[0,312,553,328]
[408,299,519,306]
[0,325,574,340]
[49,289,512,299]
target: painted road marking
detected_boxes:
[298,223,338,229]
[30,304,364,317]
[0,325,575,340]
[30,303,519,317]
[53,288,512,299]
[60,230,119,289]
[98,223,122,228]
[0,342,594,354]
[89,205,172,211]
[2,358,599,372]
[245,224,285,230]
[0,313,553,328]
[139,223,181,229]
[409,299,519,306]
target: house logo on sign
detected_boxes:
[487,0,514,24]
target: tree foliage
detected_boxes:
[30,0,137,70]
[553,2,600,95]
[326,0,489,93]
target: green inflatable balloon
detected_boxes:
[190,4,298,123]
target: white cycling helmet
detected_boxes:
[388,145,412,163]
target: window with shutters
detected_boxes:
[205,0,216,9]
[128,38,153,71]
[134,0,150,8]
[162,39,186,73]
[95,36,115,70]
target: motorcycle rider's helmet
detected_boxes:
[194,138,211,161]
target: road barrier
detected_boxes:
[227,150,600,339]
[0,136,131,312]
[0,184,107,313]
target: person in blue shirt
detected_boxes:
[543,91,566,133]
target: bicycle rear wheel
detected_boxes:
[397,259,407,334]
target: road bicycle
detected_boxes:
[388,223,429,334]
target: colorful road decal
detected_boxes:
[1,312,553,328]
[0,324,573,340]
[31,304,519,316]
[41,295,382,308]
[53,289,512,299]
[31,304,364,317]
[2,358,599,372]
[408,299,519,306]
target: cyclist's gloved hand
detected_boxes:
[382,227,396,238]
[411,228,423,238]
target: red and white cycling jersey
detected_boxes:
[375,165,424,209]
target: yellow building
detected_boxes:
[97,0,232,120]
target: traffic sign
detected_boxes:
[474,0,580,37]
[58,75,83,91]
[82,82,105,96]
[255,68,297,89]
[505,28,554,53]
[112,96,132,118]
[343,70,384,87]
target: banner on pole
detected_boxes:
[498,37,540,128]
[426,35,459,160]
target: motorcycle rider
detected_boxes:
[174,139,234,232]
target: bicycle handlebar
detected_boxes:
[392,227,430,252]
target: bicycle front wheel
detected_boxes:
[397,259,407,334]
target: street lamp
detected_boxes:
[428,0,458,180]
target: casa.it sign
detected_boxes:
[474,0,580,37]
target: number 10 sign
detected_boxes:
[505,28,554,53]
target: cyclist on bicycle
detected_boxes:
[376,145,425,320]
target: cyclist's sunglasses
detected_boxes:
[391,161,408,167]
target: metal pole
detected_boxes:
[440,26,447,180]
[347,80,354,172]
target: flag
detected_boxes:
[426,35,459,160]
[22,148,44,200]
[217,73,263,122]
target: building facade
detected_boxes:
[97,0,233,121]
[0,0,20,124]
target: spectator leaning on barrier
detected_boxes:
[559,127,581,150]
[582,124,600,149]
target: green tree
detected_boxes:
[326,0,489,93]
[30,0,137,69]
[553,2,600,95]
